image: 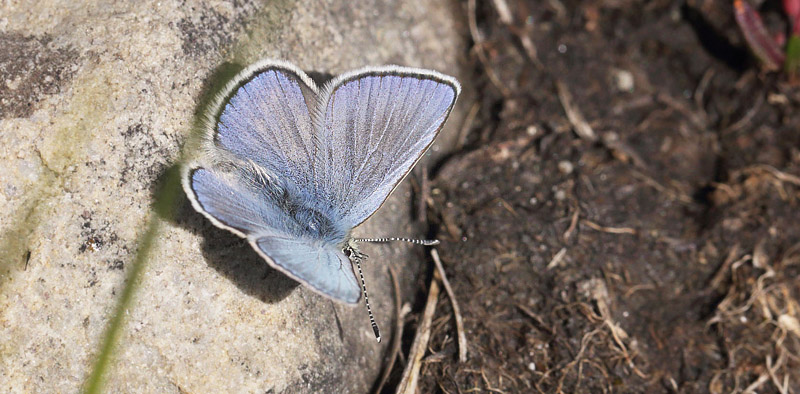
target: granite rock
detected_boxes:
[0,1,466,392]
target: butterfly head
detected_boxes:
[343,238,368,263]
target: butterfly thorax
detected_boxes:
[283,197,348,244]
[246,163,348,244]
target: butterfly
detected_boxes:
[182,60,459,339]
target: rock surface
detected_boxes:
[0,1,466,392]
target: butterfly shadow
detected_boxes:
[154,62,404,304]
[153,59,306,303]
[162,166,301,303]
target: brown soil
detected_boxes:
[394,1,800,393]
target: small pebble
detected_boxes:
[613,69,634,92]
[557,160,574,174]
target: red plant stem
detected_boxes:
[735,0,786,69]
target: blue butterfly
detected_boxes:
[182,59,459,331]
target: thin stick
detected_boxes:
[744,164,800,186]
[417,167,430,223]
[581,220,637,235]
[630,169,694,204]
[431,249,468,362]
[456,101,480,149]
[694,68,715,109]
[743,373,770,394]
[556,80,598,142]
[373,266,404,394]
[562,205,580,242]
[725,90,764,134]
[491,0,513,24]
[468,0,511,96]
[546,247,568,270]
[396,274,440,394]
[708,244,741,290]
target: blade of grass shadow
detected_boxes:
[84,160,185,393]
[83,216,161,394]
[83,61,245,393]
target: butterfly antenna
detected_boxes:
[354,237,440,246]
[353,253,381,342]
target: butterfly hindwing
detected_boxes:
[186,167,285,236]
[185,165,359,303]
[253,236,360,304]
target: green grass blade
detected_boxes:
[83,162,184,393]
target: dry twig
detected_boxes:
[743,164,800,186]
[562,205,580,242]
[490,0,513,24]
[546,247,568,270]
[581,220,637,235]
[468,0,511,96]
[516,303,554,335]
[456,101,481,149]
[725,90,765,134]
[694,68,715,109]
[418,167,430,223]
[742,373,770,394]
[766,352,790,394]
[396,272,440,394]
[556,80,598,142]
[630,169,694,204]
[374,266,405,394]
[431,249,468,363]
[708,244,742,290]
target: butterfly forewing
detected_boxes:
[312,70,459,228]
[213,64,318,194]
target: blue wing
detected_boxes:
[184,166,358,303]
[211,61,319,195]
[311,68,460,228]
[185,166,285,236]
[202,62,459,230]
[183,61,459,304]
[253,235,359,303]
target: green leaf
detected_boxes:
[785,34,800,80]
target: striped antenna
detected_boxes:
[348,237,440,342]
[354,237,440,246]
[352,253,381,342]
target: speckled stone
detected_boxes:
[0,1,466,392]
